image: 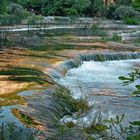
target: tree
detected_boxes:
[116,0,132,5]
[133,0,140,12]
[41,0,90,16]
[89,0,106,17]
[0,0,8,14]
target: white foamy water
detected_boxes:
[57,59,140,125]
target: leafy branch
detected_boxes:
[119,68,140,95]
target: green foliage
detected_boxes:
[42,0,90,16]
[12,108,37,126]
[91,23,106,36]
[119,69,140,95]
[52,87,90,115]
[65,8,78,16]
[119,69,140,85]
[0,0,8,14]
[104,114,140,140]
[113,5,137,20]
[133,0,140,12]
[0,0,139,18]
[7,3,24,16]
[111,33,122,42]
[27,16,37,25]
[106,5,118,19]
[0,67,51,84]
[27,15,43,26]
[88,0,106,17]
[27,44,76,51]
[123,17,140,25]
[116,0,132,5]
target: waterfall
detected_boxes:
[79,52,140,62]
[57,58,140,127]
[53,52,140,79]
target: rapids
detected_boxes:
[56,59,140,126]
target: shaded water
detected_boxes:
[57,59,140,125]
[0,90,37,126]
[0,106,23,127]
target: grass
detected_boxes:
[0,92,25,106]
[0,66,53,85]
[23,86,90,130]
[123,17,140,25]
[111,33,122,42]
[11,108,38,126]
[101,33,122,42]
[27,44,76,51]
[52,87,90,115]
[0,66,53,106]
[133,38,140,46]
[91,24,106,37]
[0,67,43,76]
[0,83,34,106]
[0,122,35,140]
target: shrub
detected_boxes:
[0,0,7,14]
[65,8,78,16]
[116,0,132,5]
[23,10,30,18]
[91,0,106,17]
[133,0,140,12]
[105,5,118,19]
[113,6,137,20]
[123,17,140,25]
[112,33,122,42]
[91,23,106,37]
[7,3,24,16]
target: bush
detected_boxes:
[90,0,106,17]
[123,17,140,25]
[133,0,140,12]
[105,5,118,19]
[113,6,137,20]
[65,8,78,16]
[116,0,132,5]
[112,33,122,42]
[0,0,7,14]
[7,3,24,16]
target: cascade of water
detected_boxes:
[56,58,140,126]
[79,52,140,62]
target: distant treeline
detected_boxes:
[0,0,140,17]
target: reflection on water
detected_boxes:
[57,59,140,125]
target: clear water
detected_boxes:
[0,90,36,126]
[0,106,24,127]
[57,59,140,125]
